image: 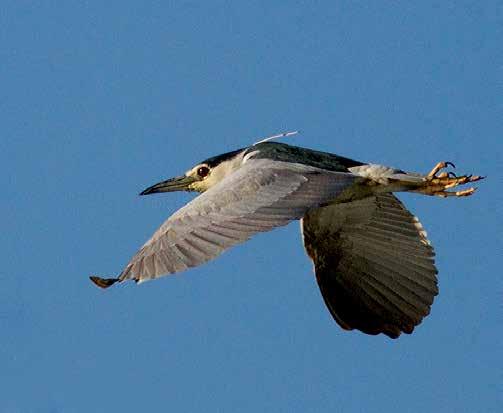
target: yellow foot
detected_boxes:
[417,161,484,197]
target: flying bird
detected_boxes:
[91,134,483,338]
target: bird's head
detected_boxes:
[140,148,245,195]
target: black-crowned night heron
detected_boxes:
[91,133,483,339]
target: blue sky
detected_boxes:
[2,2,501,412]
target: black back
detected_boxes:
[245,142,365,172]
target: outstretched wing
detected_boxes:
[301,194,438,339]
[116,159,357,284]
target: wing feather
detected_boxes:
[119,159,356,283]
[301,193,438,338]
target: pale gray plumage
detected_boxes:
[90,139,483,339]
[120,159,356,282]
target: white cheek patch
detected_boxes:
[201,172,221,189]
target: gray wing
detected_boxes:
[301,194,438,339]
[119,159,357,284]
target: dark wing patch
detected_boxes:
[302,194,438,339]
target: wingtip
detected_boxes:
[89,275,119,289]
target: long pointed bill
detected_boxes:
[140,175,196,195]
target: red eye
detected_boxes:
[197,166,210,178]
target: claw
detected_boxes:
[417,162,484,198]
[427,161,456,178]
[437,171,457,179]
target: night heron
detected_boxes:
[91,133,483,338]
